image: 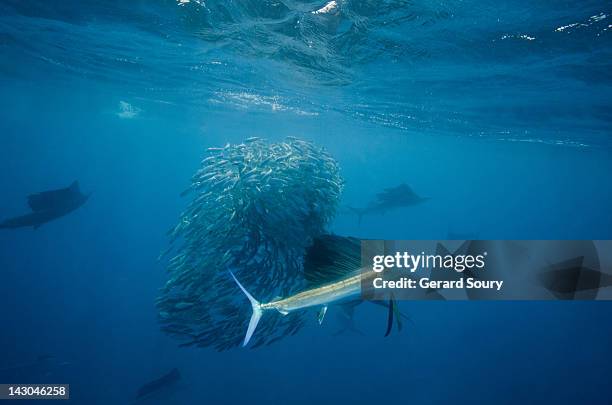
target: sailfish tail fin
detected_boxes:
[229,271,263,347]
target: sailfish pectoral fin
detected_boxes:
[392,299,403,332]
[317,305,328,325]
[370,299,413,333]
[384,297,394,337]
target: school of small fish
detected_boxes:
[156,137,343,350]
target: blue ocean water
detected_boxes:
[0,0,611,404]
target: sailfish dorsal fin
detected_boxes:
[303,234,362,286]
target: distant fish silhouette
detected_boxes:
[432,240,508,300]
[134,368,181,402]
[332,301,364,337]
[538,256,612,300]
[347,183,429,224]
[331,300,410,338]
[0,181,89,230]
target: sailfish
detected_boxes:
[230,235,405,346]
[0,181,90,230]
[347,183,429,225]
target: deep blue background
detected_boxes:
[1,1,611,404]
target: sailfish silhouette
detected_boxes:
[0,181,90,229]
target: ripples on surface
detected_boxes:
[0,0,610,146]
